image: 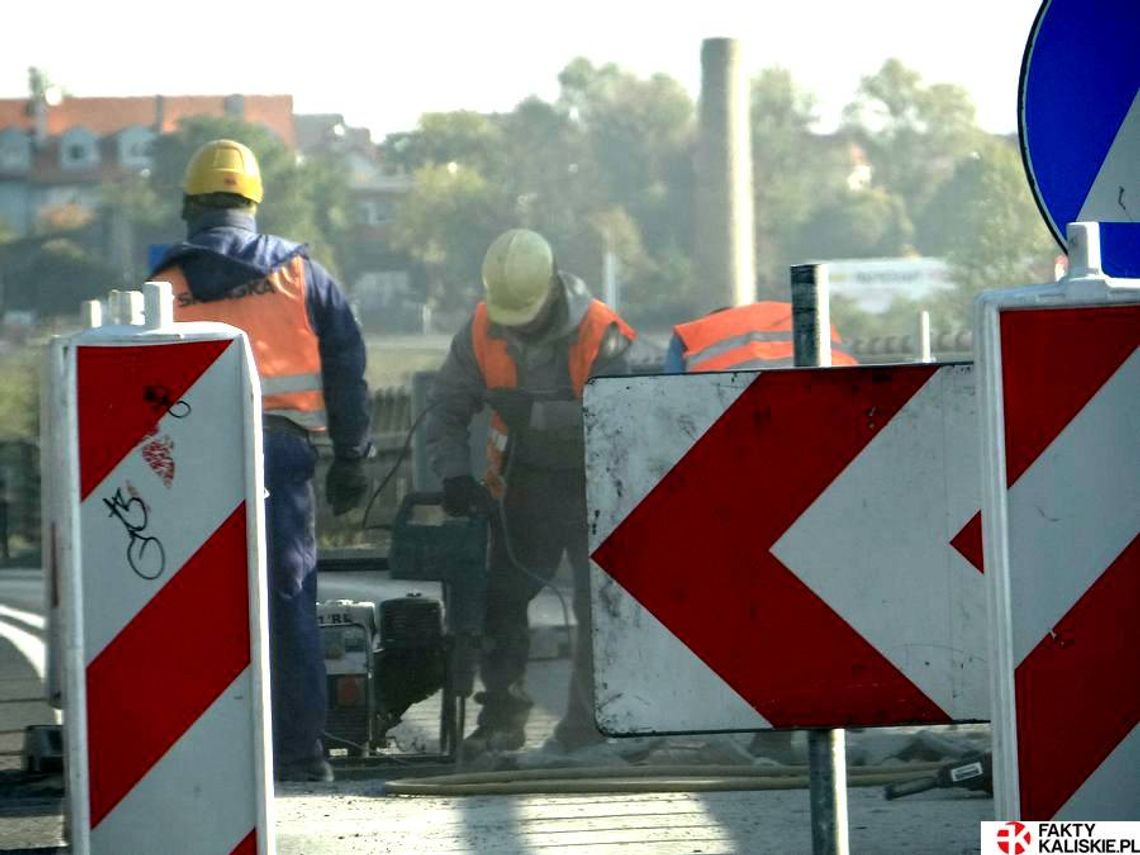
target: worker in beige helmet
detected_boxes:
[425,228,637,759]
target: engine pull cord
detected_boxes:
[359,400,440,532]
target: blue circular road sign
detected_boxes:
[1019,0,1140,278]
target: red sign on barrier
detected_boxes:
[586,363,987,734]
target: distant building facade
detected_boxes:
[289,114,420,332]
[0,93,420,329]
[0,93,295,238]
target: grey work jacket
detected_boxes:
[425,273,633,480]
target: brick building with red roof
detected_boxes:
[0,93,294,237]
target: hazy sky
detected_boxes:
[2,0,1045,140]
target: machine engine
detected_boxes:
[318,595,446,756]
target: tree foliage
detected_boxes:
[383,58,698,325]
[5,236,120,317]
[388,163,509,315]
[923,137,1058,311]
[377,56,1059,337]
[13,56,1062,347]
[842,59,983,216]
[751,67,850,290]
[0,348,39,441]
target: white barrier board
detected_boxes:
[585,363,987,734]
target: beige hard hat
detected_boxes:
[481,229,556,326]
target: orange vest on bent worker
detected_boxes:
[673,301,857,371]
[160,255,328,431]
[471,299,635,492]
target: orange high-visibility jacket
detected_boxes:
[673,302,857,371]
[161,255,328,431]
[471,299,634,492]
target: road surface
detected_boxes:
[0,565,995,853]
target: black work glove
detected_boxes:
[483,388,535,433]
[442,475,491,517]
[325,458,369,516]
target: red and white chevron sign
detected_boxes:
[979,290,1139,821]
[584,363,987,735]
[59,330,272,854]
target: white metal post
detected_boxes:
[142,281,174,330]
[790,261,849,855]
[918,310,933,363]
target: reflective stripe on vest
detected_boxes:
[674,302,856,371]
[261,373,325,395]
[159,256,328,431]
[471,299,634,493]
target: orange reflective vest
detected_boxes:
[471,299,635,493]
[160,255,328,431]
[673,302,857,371]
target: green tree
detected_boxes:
[796,187,914,260]
[7,237,120,317]
[380,111,507,176]
[388,163,510,315]
[559,58,695,250]
[750,67,852,290]
[0,349,40,441]
[842,59,983,223]
[555,58,696,324]
[497,97,607,275]
[381,111,517,318]
[921,136,1057,323]
[382,60,699,328]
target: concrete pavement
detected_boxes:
[273,781,992,854]
[0,565,995,853]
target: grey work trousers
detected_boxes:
[477,463,596,745]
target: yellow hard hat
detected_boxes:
[183,139,264,204]
[481,229,555,326]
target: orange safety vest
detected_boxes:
[471,299,635,493]
[673,302,857,371]
[159,255,328,431]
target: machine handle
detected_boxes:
[883,775,937,800]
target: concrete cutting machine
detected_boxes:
[318,492,488,764]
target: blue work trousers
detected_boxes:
[263,429,327,766]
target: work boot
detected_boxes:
[275,756,334,783]
[748,730,804,766]
[462,688,532,760]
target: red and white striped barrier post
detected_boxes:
[978,222,1139,820]
[51,281,275,854]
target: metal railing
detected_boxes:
[0,440,40,564]
[0,389,420,563]
[849,329,973,364]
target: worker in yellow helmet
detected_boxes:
[426,228,637,760]
[151,139,372,783]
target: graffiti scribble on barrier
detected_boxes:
[102,485,165,580]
